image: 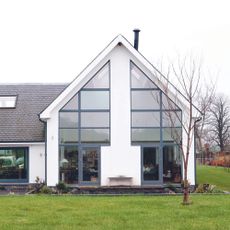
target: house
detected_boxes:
[0,31,197,187]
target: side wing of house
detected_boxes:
[0,84,66,184]
[40,35,196,187]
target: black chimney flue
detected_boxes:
[133,29,140,50]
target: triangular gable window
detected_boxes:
[131,62,157,89]
[84,62,110,89]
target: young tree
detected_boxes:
[156,56,203,204]
[208,94,230,151]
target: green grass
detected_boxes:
[0,195,229,230]
[197,165,230,191]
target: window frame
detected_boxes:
[0,147,29,183]
[0,95,18,109]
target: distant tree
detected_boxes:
[196,84,215,163]
[208,94,230,152]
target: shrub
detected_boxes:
[40,185,53,194]
[195,184,224,193]
[56,182,68,194]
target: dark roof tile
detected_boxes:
[0,84,67,142]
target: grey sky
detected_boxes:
[0,0,229,95]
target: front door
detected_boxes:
[142,146,162,185]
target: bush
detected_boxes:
[40,185,53,194]
[195,184,224,193]
[56,182,68,194]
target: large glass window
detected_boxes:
[0,148,28,181]
[130,61,182,144]
[59,62,110,184]
[59,62,110,145]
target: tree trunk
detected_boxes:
[182,165,191,205]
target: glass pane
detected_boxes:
[131,63,157,89]
[163,145,182,183]
[0,148,27,180]
[132,90,160,110]
[81,91,109,110]
[132,128,160,142]
[162,93,180,110]
[162,128,182,142]
[84,63,109,88]
[81,129,109,143]
[143,147,159,181]
[62,94,79,110]
[132,112,160,127]
[59,112,78,128]
[81,112,109,127]
[60,129,78,144]
[59,146,78,184]
[82,148,98,182]
[162,111,182,127]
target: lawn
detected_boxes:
[0,195,229,230]
[196,165,230,191]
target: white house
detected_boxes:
[0,32,197,187]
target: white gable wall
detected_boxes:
[101,45,141,186]
[45,43,195,186]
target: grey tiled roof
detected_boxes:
[0,84,67,142]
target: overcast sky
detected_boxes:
[0,0,229,96]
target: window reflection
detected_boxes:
[0,148,28,181]
[163,145,182,183]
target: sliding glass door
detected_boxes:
[59,146,100,185]
[142,146,162,184]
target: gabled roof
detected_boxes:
[0,84,67,142]
[40,34,198,119]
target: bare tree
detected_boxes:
[208,94,230,151]
[196,84,215,164]
[156,56,203,205]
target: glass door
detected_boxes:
[79,147,100,185]
[142,146,162,184]
[59,146,79,185]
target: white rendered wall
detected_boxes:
[46,111,59,186]
[29,144,45,183]
[182,111,196,185]
[101,46,141,186]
